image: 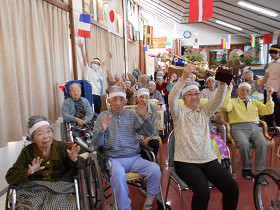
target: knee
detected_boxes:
[148,163,161,180]
[193,186,210,201]
[237,140,250,149]
[111,167,126,183]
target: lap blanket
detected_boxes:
[10,181,77,210]
[210,126,229,160]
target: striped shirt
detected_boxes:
[93,109,154,158]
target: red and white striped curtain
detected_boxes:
[171,39,182,56]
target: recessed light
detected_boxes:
[237,1,278,17]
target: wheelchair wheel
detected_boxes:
[88,154,104,210]
[254,168,280,210]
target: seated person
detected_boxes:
[106,81,135,104]
[125,79,136,92]
[166,73,178,93]
[169,65,239,210]
[245,70,259,93]
[62,83,94,126]
[92,86,161,210]
[107,70,121,88]
[201,76,217,101]
[147,80,165,111]
[156,75,169,104]
[132,88,160,158]
[222,82,274,179]
[138,74,149,89]
[6,115,86,209]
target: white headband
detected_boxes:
[125,80,131,84]
[115,75,121,78]
[148,81,156,86]
[182,85,199,96]
[238,82,251,90]
[108,92,126,99]
[156,75,163,79]
[137,88,149,98]
[206,76,215,83]
[29,121,51,136]
[92,58,101,65]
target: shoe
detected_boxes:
[242,169,253,180]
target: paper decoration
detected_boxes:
[226,35,231,49]
[264,33,272,44]
[221,38,226,49]
[166,42,172,51]
[193,32,199,50]
[109,10,115,23]
[143,45,148,51]
[143,25,153,45]
[251,35,256,48]
[78,13,91,38]
[189,0,213,22]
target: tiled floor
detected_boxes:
[1,133,279,210]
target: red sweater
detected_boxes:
[156,82,169,96]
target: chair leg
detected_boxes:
[232,147,236,174]
[179,187,183,210]
[165,176,171,203]
[158,185,166,210]
[159,137,163,170]
[74,179,81,210]
[270,144,275,168]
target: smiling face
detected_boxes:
[32,125,53,151]
[108,96,127,115]
[237,86,252,100]
[245,72,253,82]
[142,76,148,84]
[206,78,216,90]
[138,94,149,106]
[148,83,156,94]
[156,77,164,85]
[183,89,201,110]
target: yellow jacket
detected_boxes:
[222,89,274,124]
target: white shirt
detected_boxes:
[85,64,102,95]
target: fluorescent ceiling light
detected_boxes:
[215,20,243,31]
[237,1,278,17]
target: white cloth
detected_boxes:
[85,64,102,95]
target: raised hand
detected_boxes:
[109,52,112,59]
[100,114,111,133]
[266,85,274,99]
[76,39,84,49]
[136,104,148,120]
[67,144,81,162]
[27,157,45,175]
[181,64,197,80]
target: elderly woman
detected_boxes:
[147,80,165,110]
[201,76,217,101]
[62,83,94,126]
[132,88,160,158]
[6,115,86,209]
[169,65,239,210]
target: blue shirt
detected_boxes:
[93,109,155,158]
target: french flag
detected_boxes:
[78,14,91,38]
[189,0,213,22]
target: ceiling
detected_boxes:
[135,0,280,38]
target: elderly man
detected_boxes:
[259,44,280,128]
[107,70,122,88]
[77,39,112,114]
[222,82,274,179]
[169,65,238,210]
[245,70,259,93]
[92,86,161,210]
[62,83,94,126]
[139,74,149,89]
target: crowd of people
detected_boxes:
[6,44,280,210]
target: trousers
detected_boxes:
[108,154,161,210]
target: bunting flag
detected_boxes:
[143,25,153,45]
[166,42,172,51]
[221,38,226,49]
[189,0,213,22]
[193,32,199,50]
[143,45,148,51]
[78,14,91,38]
[226,35,231,49]
[251,35,256,48]
[264,33,273,44]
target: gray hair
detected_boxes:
[69,83,81,92]
[109,86,126,95]
[246,70,254,77]
[181,81,200,98]
[27,115,53,140]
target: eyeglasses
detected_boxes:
[185,93,201,97]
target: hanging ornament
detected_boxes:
[109,10,115,22]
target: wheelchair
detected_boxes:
[92,142,168,209]
[254,168,280,210]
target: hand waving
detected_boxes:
[266,85,274,99]
[67,144,81,162]
[76,39,84,49]
[100,114,111,133]
[27,157,45,175]
[136,104,148,120]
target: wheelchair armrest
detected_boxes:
[139,141,154,152]
[96,147,109,162]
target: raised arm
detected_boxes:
[101,52,112,69]
[92,113,111,147]
[258,72,269,92]
[76,39,88,67]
